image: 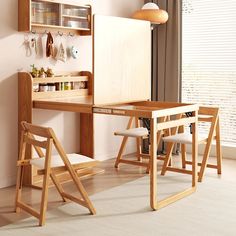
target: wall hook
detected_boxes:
[68,32,75,37]
[58,31,64,36]
[31,29,36,34]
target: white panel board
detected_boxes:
[93,15,151,105]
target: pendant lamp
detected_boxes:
[132,2,168,25]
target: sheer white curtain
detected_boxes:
[182,0,236,149]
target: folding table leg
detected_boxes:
[150,118,157,210]
[135,117,142,162]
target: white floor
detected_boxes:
[1,171,236,236]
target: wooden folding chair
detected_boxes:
[15,121,98,226]
[114,117,167,173]
[161,106,222,182]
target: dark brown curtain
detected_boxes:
[146,0,182,102]
[143,1,182,154]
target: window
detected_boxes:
[182,0,236,147]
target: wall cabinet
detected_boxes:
[18,0,92,35]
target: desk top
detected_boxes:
[93,101,199,118]
[33,97,198,119]
[33,96,93,113]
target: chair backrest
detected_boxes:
[198,106,219,140]
[20,121,78,171]
[21,121,53,139]
[20,121,54,159]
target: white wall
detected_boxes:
[0,0,144,188]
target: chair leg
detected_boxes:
[198,115,218,182]
[15,165,24,213]
[215,119,222,174]
[15,132,26,213]
[114,117,134,168]
[181,144,187,169]
[71,174,96,215]
[39,170,51,226]
[161,142,175,175]
[198,142,212,182]
[136,137,142,161]
[114,136,129,168]
[39,139,53,226]
[52,135,97,215]
[50,173,67,202]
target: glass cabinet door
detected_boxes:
[31,0,60,26]
[61,4,90,29]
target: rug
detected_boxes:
[1,174,236,236]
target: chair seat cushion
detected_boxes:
[162,133,207,144]
[114,127,149,137]
[30,153,96,170]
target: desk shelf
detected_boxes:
[31,74,90,99]
[33,75,88,83]
[33,89,88,99]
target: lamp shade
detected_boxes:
[132,3,168,24]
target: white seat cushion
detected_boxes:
[162,133,207,144]
[30,153,95,170]
[114,127,149,138]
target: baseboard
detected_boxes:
[0,174,16,189]
[94,144,136,161]
[185,143,236,160]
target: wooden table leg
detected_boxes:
[80,113,94,158]
[150,118,157,210]
[18,72,33,186]
[192,110,198,187]
[149,111,198,211]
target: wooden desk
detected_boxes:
[19,82,199,210]
[34,96,93,114]
[34,98,199,210]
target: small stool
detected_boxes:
[114,116,167,172]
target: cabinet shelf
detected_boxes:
[18,71,92,101]
[33,89,88,100]
[35,0,91,8]
[62,15,88,20]
[33,76,88,83]
[31,23,90,31]
[31,74,90,99]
